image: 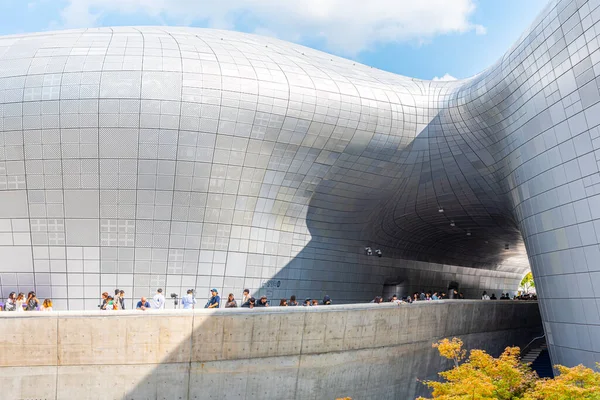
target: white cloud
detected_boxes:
[432,73,458,81]
[53,0,486,55]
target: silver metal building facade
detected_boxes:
[0,0,598,367]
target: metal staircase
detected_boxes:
[521,335,554,378]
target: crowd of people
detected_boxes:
[96,288,334,310]
[482,291,536,300]
[373,289,536,304]
[0,291,52,311]
[1,287,535,312]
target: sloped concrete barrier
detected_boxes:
[0,300,541,399]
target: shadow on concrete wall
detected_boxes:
[116,302,542,400]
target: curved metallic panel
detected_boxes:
[0,0,598,367]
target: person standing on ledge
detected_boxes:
[113,289,121,309]
[182,289,196,309]
[242,289,250,304]
[205,289,220,309]
[152,288,165,309]
[136,297,150,310]
[118,290,126,310]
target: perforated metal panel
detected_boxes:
[0,0,599,368]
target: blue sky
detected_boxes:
[0,0,549,80]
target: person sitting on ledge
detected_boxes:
[322,295,331,305]
[40,298,53,311]
[136,297,150,310]
[311,299,319,306]
[4,292,16,311]
[225,293,238,308]
[241,297,255,308]
[15,293,25,312]
[303,298,311,306]
[25,291,39,311]
[279,298,288,306]
[107,296,117,310]
[490,293,497,300]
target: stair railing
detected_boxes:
[521,333,546,355]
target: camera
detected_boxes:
[170,293,179,306]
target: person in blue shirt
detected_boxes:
[136,297,150,310]
[205,288,220,308]
[182,289,197,309]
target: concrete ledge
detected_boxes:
[0,301,542,399]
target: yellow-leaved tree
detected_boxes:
[523,364,600,400]
[419,338,600,400]
[418,338,537,399]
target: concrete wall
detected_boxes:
[0,300,542,400]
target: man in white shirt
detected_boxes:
[182,289,197,309]
[152,288,165,309]
[242,289,250,304]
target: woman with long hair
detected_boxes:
[4,292,16,311]
[15,293,25,312]
[25,291,39,311]
[40,299,53,311]
[225,293,237,308]
[100,292,109,310]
